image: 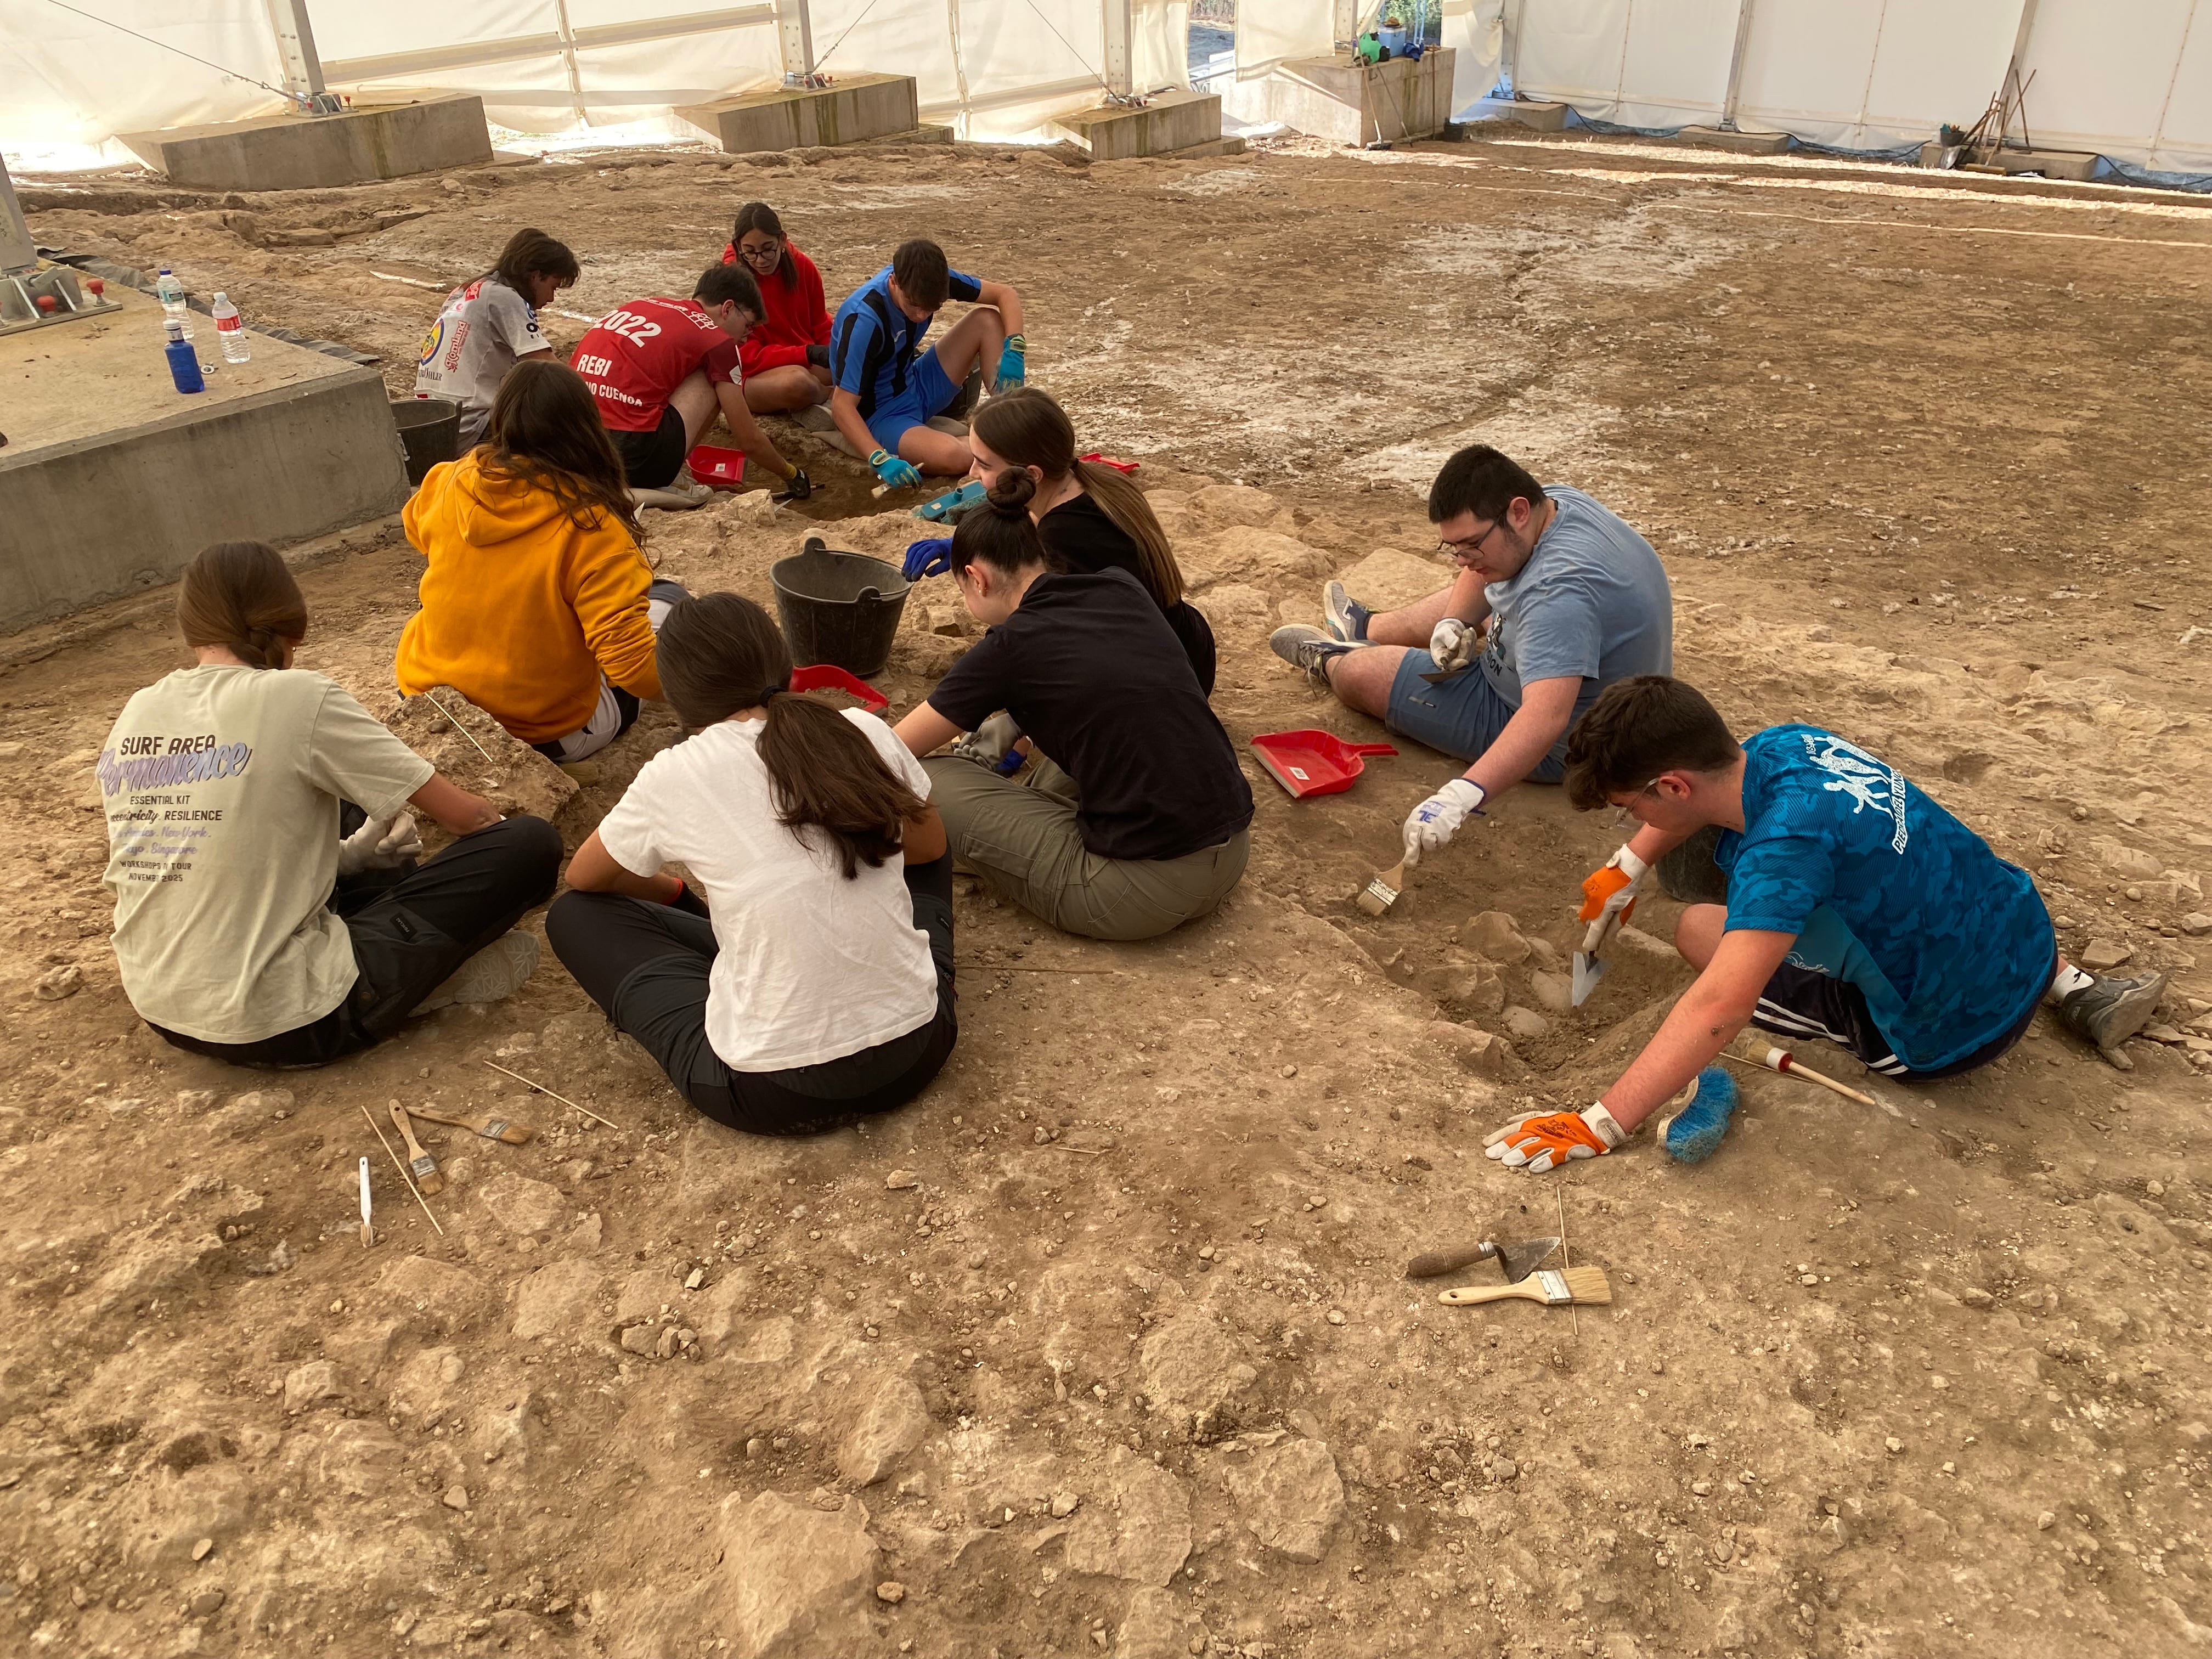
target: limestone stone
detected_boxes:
[375,1255,494,1333]
[1502,1005,1550,1041]
[2090,837,2166,880]
[1426,1021,1513,1076]
[1334,546,1450,613]
[1183,482,1292,532]
[837,1378,931,1486]
[669,1492,879,1658]
[1464,910,1531,964]
[1063,1449,1193,1585]
[512,1259,604,1340]
[1137,1309,1256,1424]
[1117,1586,1202,1659]
[478,1171,567,1237]
[2080,939,2135,970]
[1528,969,1575,1013]
[283,1359,336,1412]
[1184,526,1333,590]
[1197,582,1273,636]
[1224,1439,1346,1562]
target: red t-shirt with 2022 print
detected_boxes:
[568,297,741,432]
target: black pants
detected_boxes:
[151,815,563,1069]
[611,405,687,489]
[544,853,957,1136]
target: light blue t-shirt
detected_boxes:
[1717,725,2055,1072]
[1477,486,1673,757]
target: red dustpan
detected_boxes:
[789,664,889,713]
[1249,729,1397,799]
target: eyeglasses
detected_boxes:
[1439,519,1505,558]
[735,241,781,265]
[1611,777,1664,831]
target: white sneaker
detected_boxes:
[630,480,712,512]
[411,933,540,1016]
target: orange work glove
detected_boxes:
[1482,1105,1628,1174]
[1577,844,1650,955]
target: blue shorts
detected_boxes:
[1385,651,1567,781]
[866,348,962,455]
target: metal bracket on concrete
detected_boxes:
[263,0,341,114]
[776,0,816,81]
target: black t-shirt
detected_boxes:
[928,568,1254,862]
[1038,493,1218,697]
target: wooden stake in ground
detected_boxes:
[359,1102,444,1235]
[481,1059,620,1130]
[1557,1183,1577,1336]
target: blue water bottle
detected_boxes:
[164,319,205,394]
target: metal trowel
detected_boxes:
[1404,1236,1562,1284]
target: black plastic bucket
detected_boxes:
[391,396,461,486]
[770,537,913,678]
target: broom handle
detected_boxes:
[1764,1046,1881,1108]
[1437,1282,1541,1306]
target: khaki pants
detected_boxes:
[924,755,1250,942]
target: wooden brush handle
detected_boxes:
[1438,1282,1542,1307]
[407,1107,470,1130]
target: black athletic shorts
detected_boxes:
[610,405,687,490]
[1752,961,2040,1081]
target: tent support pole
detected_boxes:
[1103,0,1132,95]
[263,0,331,112]
[1720,0,1756,131]
[776,0,816,79]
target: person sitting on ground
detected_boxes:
[966,386,1216,696]
[398,359,686,764]
[568,263,808,505]
[1271,443,1671,877]
[1481,675,2170,1174]
[99,541,562,1069]
[548,594,956,1136]
[830,237,1026,490]
[719,202,833,415]
[893,473,1252,942]
[413,226,579,449]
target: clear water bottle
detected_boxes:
[211,292,249,363]
[155,266,192,337]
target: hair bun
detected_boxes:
[986,469,1037,517]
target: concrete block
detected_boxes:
[678,75,918,155]
[0,287,409,635]
[1462,95,1568,132]
[119,97,492,192]
[1916,142,2100,182]
[1677,125,1790,155]
[1228,52,1458,146]
[1052,89,1222,161]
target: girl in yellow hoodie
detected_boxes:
[399,359,681,761]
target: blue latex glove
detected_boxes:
[870,448,922,490]
[903,538,953,580]
[994,334,1026,394]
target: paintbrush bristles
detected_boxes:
[1555,1264,1612,1305]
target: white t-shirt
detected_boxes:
[100,667,435,1043]
[595,710,939,1073]
[413,275,548,446]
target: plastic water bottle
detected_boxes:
[163,319,205,394]
[155,266,193,337]
[211,292,249,363]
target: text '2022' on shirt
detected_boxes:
[569,298,741,432]
[927,568,1254,862]
[99,667,433,1045]
[1716,724,2054,1071]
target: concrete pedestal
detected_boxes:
[1462,96,1569,132]
[678,75,919,154]
[1052,89,1223,160]
[0,289,409,635]
[1917,142,2100,182]
[1227,51,1457,146]
[1678,125,1790,154]
[120,96,492,191]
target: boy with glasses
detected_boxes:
[1479,674,2168,1174]
[1270,444,1672,871]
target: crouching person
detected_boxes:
[101,541,561,1068]
[893,473,1254,941]
[548,594,956,1136]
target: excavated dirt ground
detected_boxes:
[6,129,2212,1659]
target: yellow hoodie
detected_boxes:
[397,453,662,743]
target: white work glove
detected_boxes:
[952,712,1024,770]
[337,811,421,876]
[1577,844,1651,955]
[1483,1103,1628,1173]
[1427,617,1478,675]
[1401,778,1487,868]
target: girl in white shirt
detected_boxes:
[548,592,956,1133]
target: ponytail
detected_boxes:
[950,469,1049,583]
[972,387,1184,607]
[176,541,306,669]
[654,593,923,880]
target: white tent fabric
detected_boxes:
[2018,0,2212,174]
[1132,0,1192,93]
[1731,0,2016,151]
[1441,0,1507,120]
[0,3,292,154]
[1235,0,1333,80]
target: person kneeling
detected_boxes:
[102,541,561,1069]
[399,359,684,764]
[1482,675,2169,1174]
[894,474,1253,942]
[548,594,956,1136]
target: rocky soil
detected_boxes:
[5,129,2212,1657]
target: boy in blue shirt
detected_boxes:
[828,238,1026,492]
[1483,675,2168,1174]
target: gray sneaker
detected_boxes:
[1323,581,1373,642]
[2053,970,2168,1066]
[412,932,541,1017]
[1268,624,1363,687]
